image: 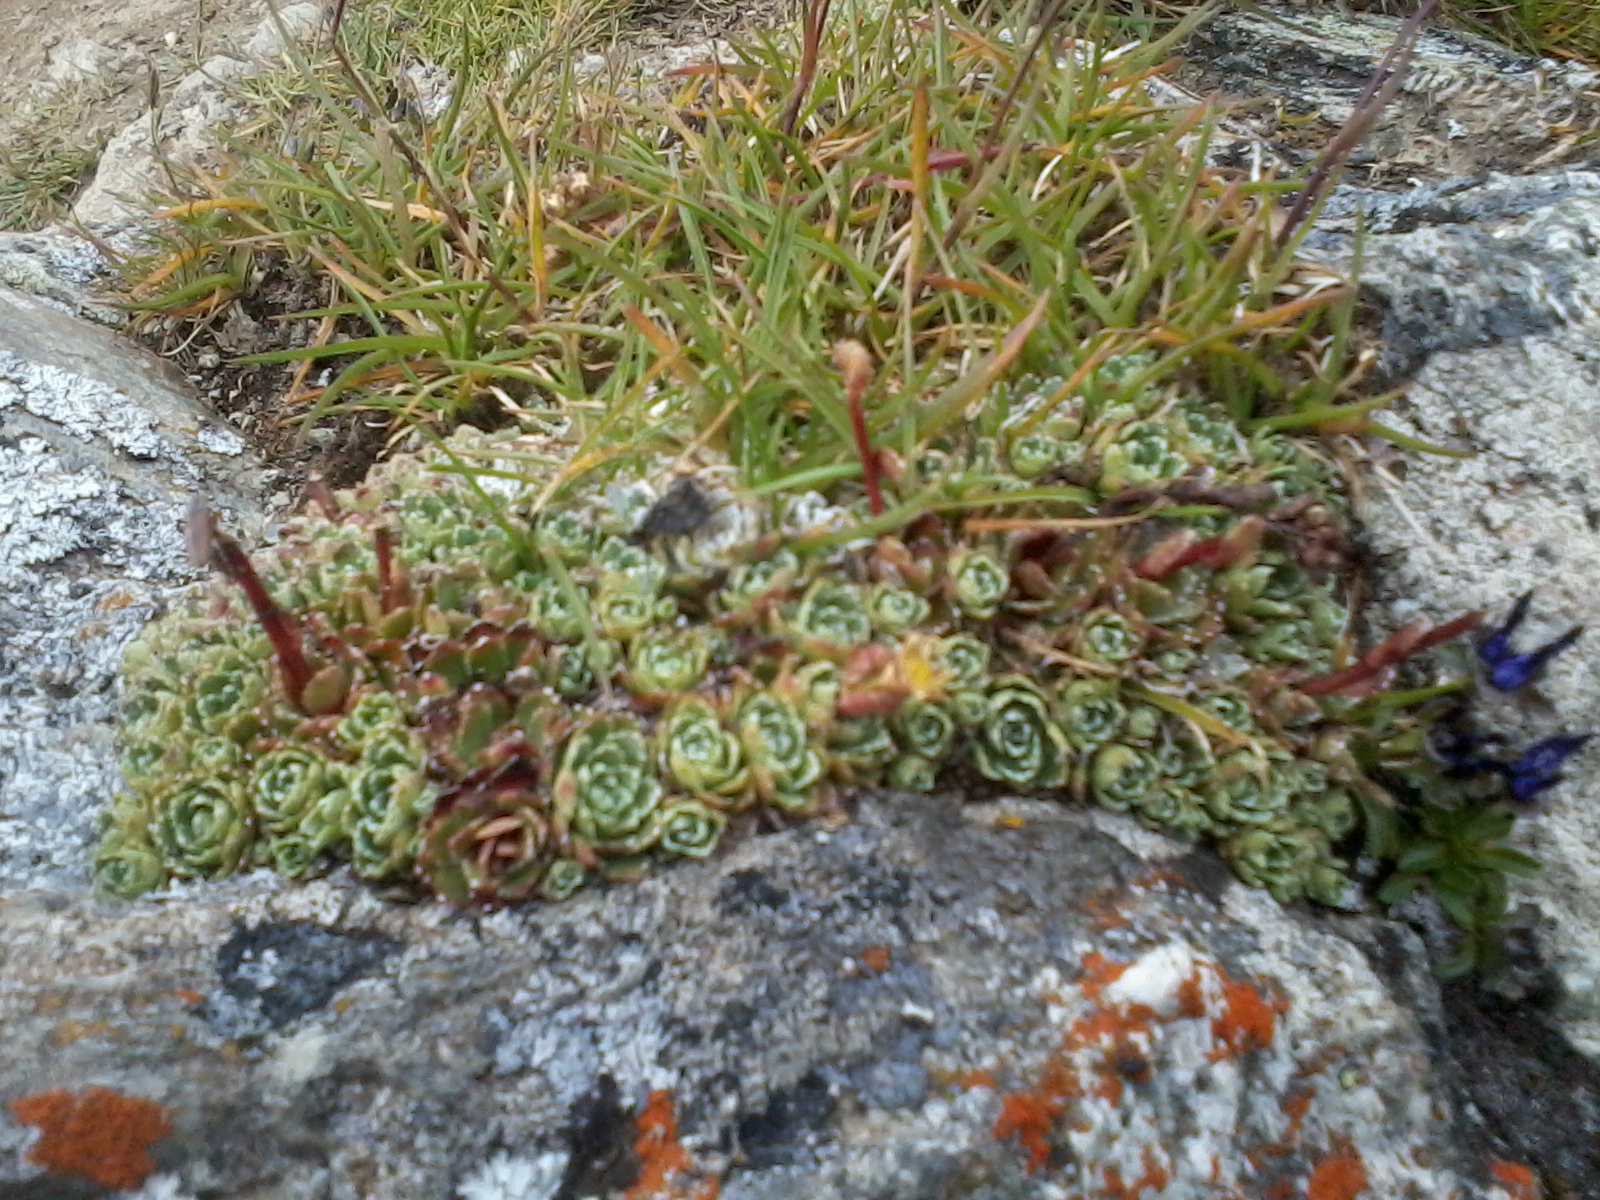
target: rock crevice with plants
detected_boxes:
[3,0,1600,1196]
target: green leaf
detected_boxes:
[1473,847,1543,878]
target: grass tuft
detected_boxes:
[121,0,1375,509]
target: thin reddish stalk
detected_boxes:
[780,0,833,137]
[373,525,405,613]
[1299,611,1483,698]
[1275,0,1440,250]
[210,530,314,707]
[833,341,882,515]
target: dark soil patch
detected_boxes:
[128,251,399,496]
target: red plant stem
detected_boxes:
[1299,611,1483,697]
[305,479,341,520]
[373,525,404,613]
[780,0,833,137]
[1276,0,1440,249]
[210,530,314,707]
[848,394,884,517]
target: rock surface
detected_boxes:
[1178,4,1600,181]
[0,280,270,894]
[0,795,1513,1200]
[72,1,328,229]
[1303,171,1600,1063]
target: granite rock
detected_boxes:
[0,796,1515,1200]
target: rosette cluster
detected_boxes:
[102,366,1385,909]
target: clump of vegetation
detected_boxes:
[1445,0,1600,66]
[0,90,110,232]
[104,0,1584,974]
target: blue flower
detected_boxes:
[1479,592,1584,691]
[1507,734,1592,803]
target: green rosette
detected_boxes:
[888,754,939,792]
[828,717,897,779]
[1156,730,1216,790]
[973,677,1071,789]
[186,737,244,776]
[1177,404,1240,464]
[529,577,589,642]
[596,582,663,643]
[784,660,842,729]
[1072,609,1140,664]
[1090,743,1160,811]
[418,774,555,905]
[541,859,589,901]
[948,690,990,728]
[948,547,1010,619]
[536,510,594,564]
[656,800,727,858]
[737,692,825,812]
[1099,419,1185,492]
[554,716,664,851]
[718,550,801,615]
[660,698,750,801]
[1056,679,1125,750]
[94,820,168,898]
[596,535,667,593]
[346,730,436,881]
[1205,753,1289,827]
[1294,788,1358,843]
[252,746,351,838]
[335,689,407,753]
[1198,690,1256,733]
[1135,781,1212,841]
[866,584,931,637]
[893,700,956,761]
[627,629,712,696]
[188,651,267,738]
[789,579,871,654]
[151,776,255,879]
[931,634,991,691]
[269,835,326,879]
[1006,432,1064,480]
[1222,822,1326,903]
[544,639,619,698]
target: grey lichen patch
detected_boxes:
[1309,171,1600,381]
[0,283,266,894]
[0,230,124,326]
[204,920,403,1037]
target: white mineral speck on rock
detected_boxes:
[456,1151,567,1200]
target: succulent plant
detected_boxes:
[737,691,826,812]
[98,376,1560,962]
[973,677,1072,790]
[151,776,255,879]
[555,716,664,852]
[418,767,563,905]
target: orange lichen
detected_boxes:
[956,1068,998,1091]
[859,945,893,974]
[1102,1149,1172,1198]
[1077,951,1131,1003]
[1489,1159,1536,1200]
[1306,1151,1370,1200]
[10,1086,172,1191]
[1209,973,1281,1059]
[624,1090,720,1200]
[993,1092,1063,1172]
